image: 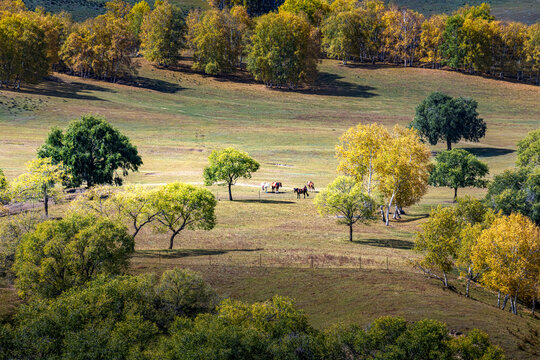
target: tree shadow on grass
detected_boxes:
[354,238,414,250]
[135,248,264,259]
[235,199,296,204]
[129,76,184,94]
[394,213,429,224]
[15,78,115,101]
[460,147,515,158]
[297,72,378,98]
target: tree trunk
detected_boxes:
[44,193,49,218]
[228,182,233,201]
[443,272,449,288]
[453,188,458,202]
[501,294,509,310]
[349,224,353,242]
[380,205,386,223]
[497,290,501,308]
[513,293,519,315]
[465,266,472,297]
[168,231,179,250]
[446,138,452,150]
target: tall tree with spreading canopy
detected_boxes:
[151,182,216,249]
[38,114,142,188]
[375,126,431,225]
[314,176,374,242]
[429,149,489,201]
[246,11,319,88]
[140,0,186,66]
[203,147,260,201]
[410,92,486,150]
[471,213,540,315]
[14,213,134,298]
[9,158,65,217]
[335,122,390,195]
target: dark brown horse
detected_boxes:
[272,182,282,192]
[294,186,309,199]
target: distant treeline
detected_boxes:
[0,0,538,89]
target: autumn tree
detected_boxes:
[516,128,540,169]
[246,11,319,88]
[127,0,151,42]
[151,182,216,250]
[140,0,186,66]
[0,11,50,88]
[187,6,251,75]
[10,158,65,217]
[0,168,9,204]
[472,213,540,315]
[14,213,134,298]
[278,0,329,26]
[321,6,362,64]
[429,149,489,201]
[420,14,447,68]
[335,122,390,194]
[203,147,260,201]
[410,92,486,150]
[525,23,540,84]
[382,7,424,67]
[314,176,374,242]
[38,114,142,188]
[375,126,431,225]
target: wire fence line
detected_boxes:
[131,251,417,272]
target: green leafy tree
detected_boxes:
[203,147,260,201]
[314,176,374,242]
[410,92,486,150]
[429,149,489,201]
[486,168,540,226]
[110,185,159,238]
[13,213,134,298]
[140,0,186,66]
[38,114,142,188]
[127,0,151,41]
[247,11,319,88]
[151,182,216,249]
[516,128,540,169]
[9,158,65,217]
[0,168,9,204]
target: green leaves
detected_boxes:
[151,182,217,249]
[411,92,486,150]
[38,114,142,187]
[13,213,134,298]
[429,148,489,200]
[516,128,540,169]
[203,147,259,200]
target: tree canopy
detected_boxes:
[13,213,134,298]
[203,147,260,201]
[314,176,374,242]
[410,92,486,150]
[429,149,489,201]
[140,0,186,66]
[151,182,217,249]
[38,114,142,188]
[246,11,319,88]
[516,128,540,169]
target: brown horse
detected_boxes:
[294,186,309,199]
[307,181,315,191]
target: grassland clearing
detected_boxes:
[1,58,539,358]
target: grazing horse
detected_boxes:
[307,181,315,191]
[294,186,309,199]
[271,182,282,193]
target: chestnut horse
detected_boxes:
[272,182,282,192]
[294,186,309,199]
[307,181,315,191]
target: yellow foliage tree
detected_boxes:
[382,7,424,67]
[471,213,540,315]
[375,126,431,225]
[336,123,390,195]
[419,14,447,68]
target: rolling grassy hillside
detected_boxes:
[1,59,539,358]
[23,0,540,23]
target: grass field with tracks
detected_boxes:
[1,58,539,358]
